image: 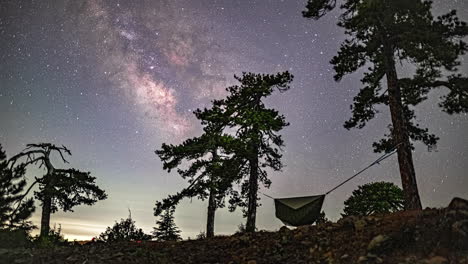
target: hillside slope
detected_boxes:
[5,198,468,264]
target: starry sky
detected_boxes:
[1,0,467,240]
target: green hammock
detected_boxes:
[267,146,399,227]
[274,195,325,226]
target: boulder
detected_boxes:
[448,197,468,211]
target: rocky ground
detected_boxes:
[2,197,468,264]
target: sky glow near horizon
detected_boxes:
[1,0,467,240]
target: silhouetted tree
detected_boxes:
[0,144,35,231]
[304,0,468,210]
[7,143,107,237]
[342,182,404,217]
[198,72,294,232]
[98,211,151,242]
[153,207,181,242]
[155,130,241,238]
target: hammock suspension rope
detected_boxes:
[261,144,401,226]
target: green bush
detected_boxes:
[342,182,404,217]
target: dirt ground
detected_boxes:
[4,197,468,264]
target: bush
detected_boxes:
[99,211,152,242]
[33,224,69,248]
[315,211,330,225]
[235,223,246,234]
[342,181,404,217]
[196,231,206,240]
[0,229,32,248]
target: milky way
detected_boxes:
[1,0,467,240]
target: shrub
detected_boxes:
[342,182,404,217]
[99,211,152,242]
[0,229,32,248]
[34,224,69,248]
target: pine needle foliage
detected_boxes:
[7,143,107,236]
[0,144,35,231]
[153,207,181,242]
[197,72,294,232]
[303,0,468,210]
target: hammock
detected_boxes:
[265,146,399,226]
[274,194,325,226]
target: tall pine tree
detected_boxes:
[155,122,241,238]
[0,144,35,230]
[198,72,293,232]
[153,207,181,242]
[304,0,468,209]
[8,143,107,236]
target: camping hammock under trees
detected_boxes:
[264,146,399,226]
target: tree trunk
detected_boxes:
[246,152,259,232]
[384,44,423,210]
[206,188,216,238]
[40,170,55,237]
[40,194,51,237]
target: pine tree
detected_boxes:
[153,207,181,242]
[7,143,107,236]
[0,144,35,230]
[304,0,468,210]
[198,72,294,232]
[155,116,241,238]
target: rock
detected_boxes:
[354,219,367,231]
[367,253,383,263]
[279,226,289,232]
[337,216,358,228]
[452,220,468,237]
[13,259,30,264]
[341,254,349,260]
[293,231,304,240]
[309,246,317,254]
[448,197,468,211]
[89,246,96,254]
[446,209,468,220]
[247,260,257,264]
[103,252,124,260]
[367,234,389,252]
[358,256,368,263]
[425,256,448,264]
[322,251,334,263]
[66,255,79,261]
[452,220,468,249]
[297,225,310,233]
[300,240,313,246]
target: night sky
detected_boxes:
[1,0,467,240]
